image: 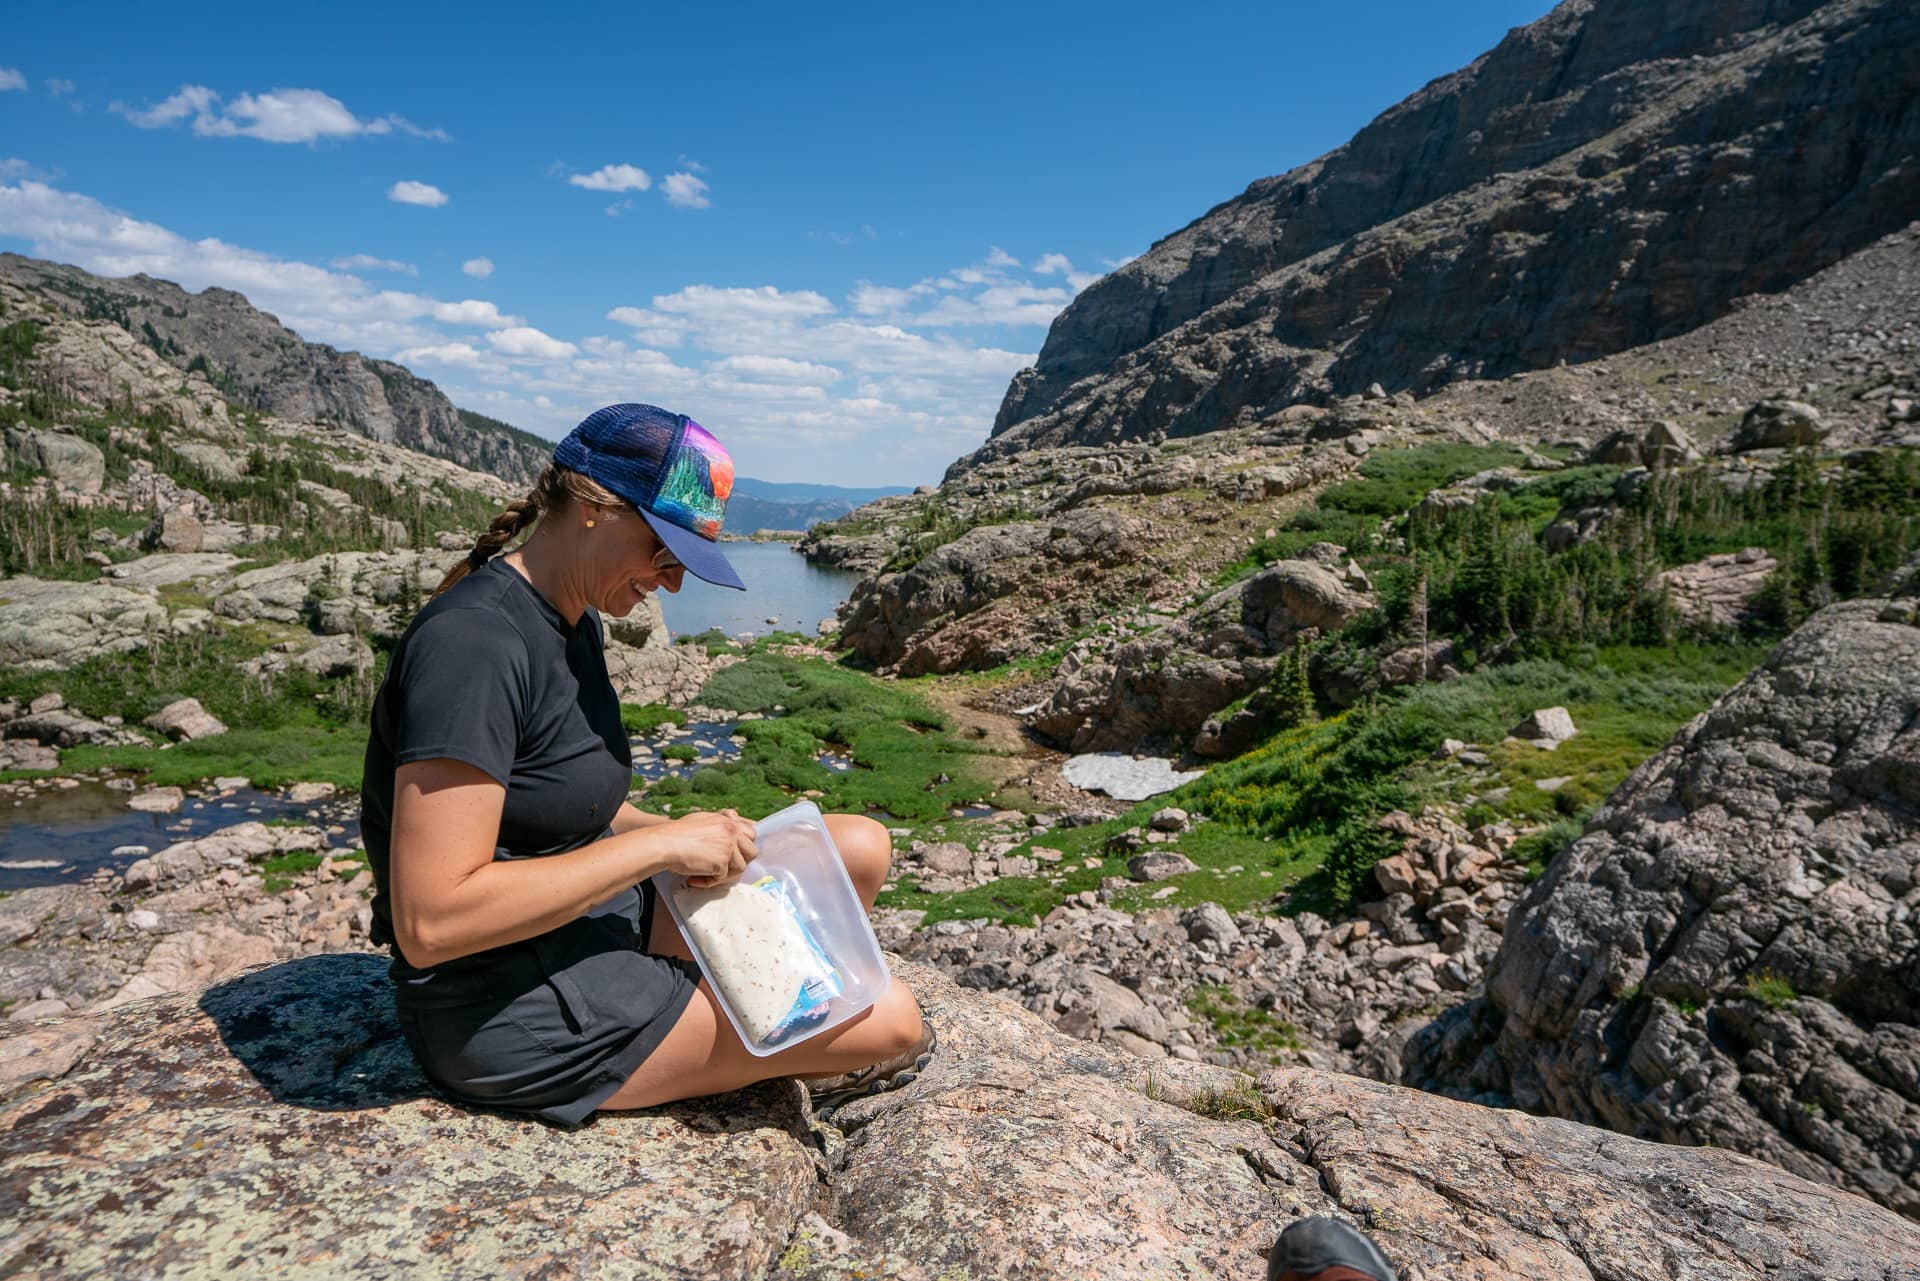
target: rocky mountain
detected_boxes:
[0,254,550,485]
[972,0,1919,467]
[1406,577,1920,1219]
[6,955,1918,1279]
[728,479,915,536]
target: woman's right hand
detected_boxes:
[668,808,757,888]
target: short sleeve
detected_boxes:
[387,609,527,785]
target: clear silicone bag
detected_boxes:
[651,799,890,1056]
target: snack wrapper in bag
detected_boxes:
[675,874,844,1047]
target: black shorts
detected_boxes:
[391,881,703,1127]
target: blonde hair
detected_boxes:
[431,464,628,598]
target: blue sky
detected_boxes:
[2,0,1552,486]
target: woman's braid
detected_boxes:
[429,464,628,600]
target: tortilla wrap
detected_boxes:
[676,877,838,1044]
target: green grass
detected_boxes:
[661,743,699,762]
[881,639,1756,925]
[1743,971,1798,1009]
[260,849,326,893]
[636,651,1002,827]
[1186,986,1303,1062]
[1146,1070,1275,1122]
[63,724,372,791]
[1511,814,1588,876]
[1412,642,1766,831]
[621,703,687,734]
[0,620,383,792]
[1214,443,1530,585]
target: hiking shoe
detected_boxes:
[1267,1216,1397,1281]
[806,1021,937,1114]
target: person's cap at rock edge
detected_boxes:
[552,402,748,591]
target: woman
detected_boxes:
[359,402,934,1126]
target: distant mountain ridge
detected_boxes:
[731,478,912,505]
[970,0,1920,471]
[0,254,551,486]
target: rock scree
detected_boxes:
[4,955,1918,1279]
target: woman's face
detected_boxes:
[584,501,687,615]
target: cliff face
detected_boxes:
[974,0,1919,469]
[0,254,550,486]
[1407,584,1920,1219]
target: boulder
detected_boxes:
[1127,850,1199,882]
[3,427,104,493]
[142,698,226,742]
[1660,547,1778,627]
[0,577,171,673]
[139,509,204,554]
[1731,399,1828,451]
[120,821,331,893]
[125,787,185,815]
[1182,903,1242,946]
[1509,706,1577,744]
[1408,598,1920,1219]
[1588,421,1702,468]
[604,591,670,650]
[167,442,243,482]
[2,710,117,749]
[0,740,58,771]
[1149,807,1190,833]
[7,956,1915,1279]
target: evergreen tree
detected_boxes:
[1271,636,1317,729]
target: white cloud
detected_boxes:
[0,178,488,354]
[388,180,447,207]
[0,158,32,180]
[1033,251,1102,291]
[461,256,494,278]
[0,176,1083,483]
[433,299,517,327]
[112,84,448,144]
[850,282,933,315]
[711,355,840,385]
[985,246,1019,269]
[652,284,835,324]
[487,326,577,359]
[604,306,685,347]
[568,163,651,192]
[116,84,217,128]
[331,252,416,276]
[45,78,75,97]
[0,69,25,93]
[392,341,488,368]
[662,171,710,209]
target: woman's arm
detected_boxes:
[388,759,750,968]
[611,800,672,835]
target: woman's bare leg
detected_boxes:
[598,975,924,1110]
[602,812,910,1111]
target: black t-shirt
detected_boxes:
[360,556,634,967]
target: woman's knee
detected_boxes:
[872,979,924,1056]
[826,813,892,896]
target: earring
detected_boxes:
[585,519,596,528]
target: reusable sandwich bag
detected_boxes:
[652,800,889,1056]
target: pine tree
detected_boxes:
[1271,636,1317,729]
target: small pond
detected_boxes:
[0,780,361,892]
